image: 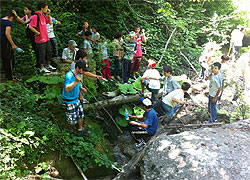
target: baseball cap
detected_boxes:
[140,97,152,106]
[237,24,243,29]
[148,59,156,68]
[76,60,89,72]
[68,40,77,47]
[129,31,136,37]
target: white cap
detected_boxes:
[140,97,152,106]
[237,24,243,29]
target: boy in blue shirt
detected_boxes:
[205,62,223,123]
[62,60,102,135]
[128,98,158,149]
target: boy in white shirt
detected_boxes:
[205,62,223,123]
[141,59,161,103]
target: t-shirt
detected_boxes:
[143,69,161,89]
[0,19,12,44]
[134,33,143,57]
[209,73,222,97]
[142,108,158,135]
[113,39,122,57]
[231,29,244,47]
[162,89,184,108]
[22,15,33,27]
[220,63,229,80]
[92,32,100,49]
[83,39,93,54]
[29,11,49,43]
[46,17,57,38]
[123,40,137,61]
[62,70,80,104]
[62,47,79,61]
[98,41,108,60]
[161,76,180,95]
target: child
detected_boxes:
[154,82,191,124]
[99,36,111,79]
[76,21,91,40]
[205,62,222,123]
[198,47,213,82]
[218,55,229,101]
[132,25,147,79]
[113,31,123,80]
[62,40,79,64]
[83,31,95,74]
[123,31,137,84]
[46,13,61,57]
[91,26,100,50]
[128,97,158,149]
[141,59,161,103]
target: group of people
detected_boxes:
[1,1,247,149]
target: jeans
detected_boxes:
[208,95,217,123]
[114,56,121,77]
[123,58,132,83]
[50,37,58,57]
[36,41,52,65]
[154,99,179,122]
[232,46,241,61]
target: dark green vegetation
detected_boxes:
[0,0,249,179]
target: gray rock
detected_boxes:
[141,119,250,180]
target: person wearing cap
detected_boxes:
[231,25,244,61]
[62,59,103,136]
[141,59,161,103]
[154,82,191,124]
[123,31,137,84]
[128,97,158,149]
[62,40,79,64]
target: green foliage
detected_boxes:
[0,82,112,178]
[116,83,137,94]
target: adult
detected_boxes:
[231,24,244,61]
[131,25,146,79]
[29,0,56,73]
[62,40,79,64]
[128,98,158,149]
[0,10,19,80]
[62,60,103,135]
[12,6,39,67]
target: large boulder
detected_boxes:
[141,119,250,180]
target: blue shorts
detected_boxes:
[65,100,84,124]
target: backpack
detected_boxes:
[26,13,42,39]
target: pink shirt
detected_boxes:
[29,11,49,43]
[134,33,143,57]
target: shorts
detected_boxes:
[144,80,159,101]
[65,101,84,125]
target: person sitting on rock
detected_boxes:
[128,97,158,149]
[62,40,79,64]
[154,82,191,124]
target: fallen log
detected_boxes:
[83,93,151,111]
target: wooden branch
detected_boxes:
[83,93,147,111]
[179,51,199,75]
[158,27,177,64]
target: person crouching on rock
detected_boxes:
[128,98,158,149]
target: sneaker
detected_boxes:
[47,64,56,70]
[40,67,51,73]
[204,120,211,124]
[133,75,137,80]
[78,128,91,136]
[133,140,146,149]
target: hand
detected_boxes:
[181,101,187,105]
[12,10,17,17]
[212,97,217,103]
[35,32,40,36]
[80,87,87,94]
[142,29,145,33]
[79,96,83,102]
[75,75,82,83]
[96,76,103,80]
[12,45,18,51]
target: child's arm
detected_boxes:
[12,10,30,25]
[129,114,144,119]
[129,120,148,128]
[212,87,222,103]
[172,98,186,105]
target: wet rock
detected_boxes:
[141,119,250,180]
